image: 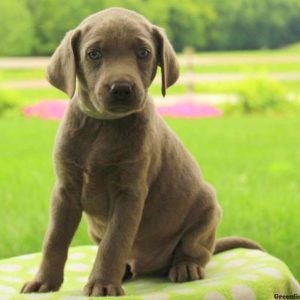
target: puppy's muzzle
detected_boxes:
[106,81,140,113]
[109,81,133,101]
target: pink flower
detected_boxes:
[23,100,68,120]
[157,101,223,118]
[23,98,223,120]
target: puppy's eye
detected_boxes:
[137,48,150,59]
[87,49,102,60]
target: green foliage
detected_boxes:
[208,0,300,50]
[26,0,107,55]
[282,42,300,52]
[238,75,287,113]
[1,0,300,54]
[0,0,34,56]
[224,75,300,114]
[162,0,218,51]
[0,89,19,116]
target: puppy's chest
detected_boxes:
[80,138,134,219]
[66,115,147,220]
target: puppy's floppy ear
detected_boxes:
[153,26,179,97]
[46,29,80,98]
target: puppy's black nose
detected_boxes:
[109,82,132,100]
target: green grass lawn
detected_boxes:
[0,69,46,81]
[0,114,299,281]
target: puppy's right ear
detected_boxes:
[46,30,80,98]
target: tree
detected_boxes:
[208,0,300,50]
[2,0,300,55]
[26,0,107,55]
[166,0,218,51]
[0,0,34,56]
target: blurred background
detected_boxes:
[0,0,299,281]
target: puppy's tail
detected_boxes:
[214,236,265,254]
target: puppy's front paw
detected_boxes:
[20,280,61,293]
[83,280,125,296]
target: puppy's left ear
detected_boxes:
[46,29,81,98]
[153,26,179,97]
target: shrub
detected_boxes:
[0,90,19,117]
[224,75,299,115]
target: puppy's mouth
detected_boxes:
[105,97,147,118]
[78,98,146,120]
[106,90,147,115]
[109,106,132,113]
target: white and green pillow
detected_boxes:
[0,246,299,300]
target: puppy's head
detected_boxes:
[47,8,179,119]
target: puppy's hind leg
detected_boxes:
[168,185,222,282]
